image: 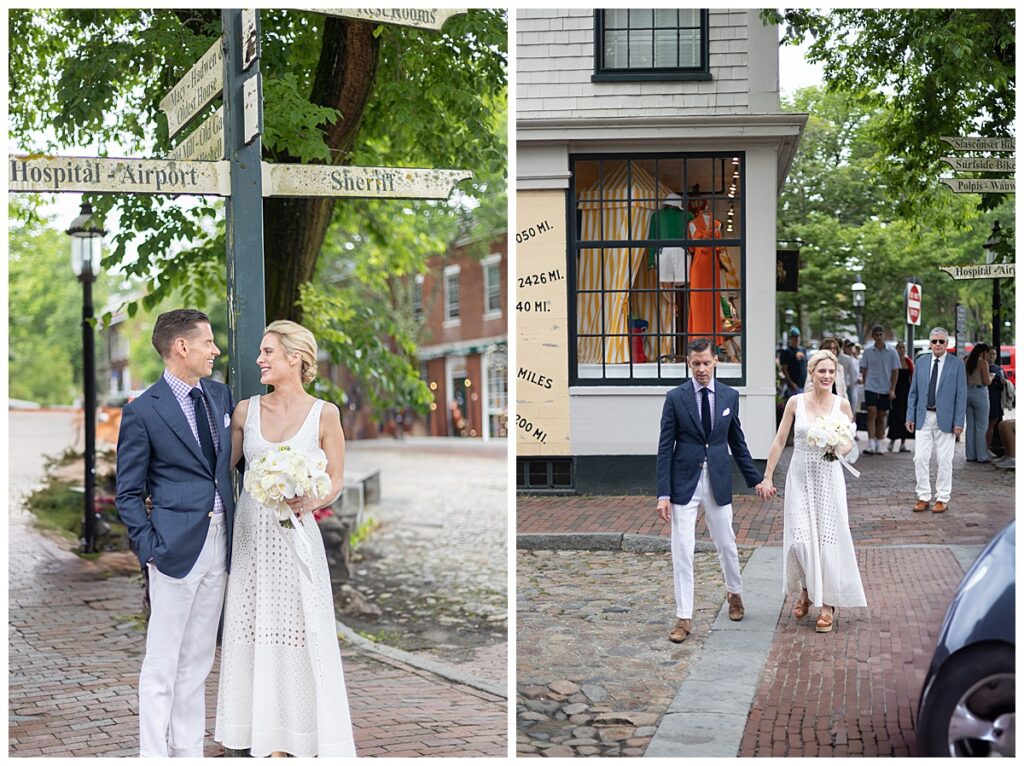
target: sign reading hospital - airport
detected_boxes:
[9,155,231,196]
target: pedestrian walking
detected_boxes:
[839,339,861,418]
[886,341,914,452]
[860,325,900,455]
[985,346,1006,458]
[964,343,992,463]
[757,349,866,634]
[906,327,967,513]
[778,328,807,399]
[655,338,768,643]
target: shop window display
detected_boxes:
[572,154,744,383]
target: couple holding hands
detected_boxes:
[656,339,866,641]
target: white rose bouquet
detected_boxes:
[243,445,332,528]
[806,414,856,463]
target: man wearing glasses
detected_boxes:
[905,327,967,513]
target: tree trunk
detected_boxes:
[263,18,379,323]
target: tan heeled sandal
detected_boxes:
[815,606,836,633]
[793,589,811,620]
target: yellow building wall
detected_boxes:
[516,190,571,456]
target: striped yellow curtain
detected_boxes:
[577,163,675,365]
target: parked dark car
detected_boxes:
[917,520,1015,757]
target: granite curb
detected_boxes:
[517,532,716,553]
[334,619,507,699]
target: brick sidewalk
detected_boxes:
[739,546,964,757]
[518,446,1014,546]
[8,517,506,757]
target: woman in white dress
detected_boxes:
[215,320,356,757]
[757,349,867,633]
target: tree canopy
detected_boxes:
[9,9,507,416]
[764,9,1015,220]
[777,86,1014,345]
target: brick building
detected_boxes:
[416,234,508,439]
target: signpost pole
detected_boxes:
[222,9,266,403]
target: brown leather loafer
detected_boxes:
[727,592,745,621]
[669,618,692,643]
[913,500,930,512]
[932,501,948,513]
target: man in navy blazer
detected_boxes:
[905,326,967,514]
[116,309,236,757]
[656,339,768,643]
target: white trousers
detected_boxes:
[914,411,955,503]
[139,515,227,757]
[670,465,743,619]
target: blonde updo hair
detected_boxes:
[265,320,318,385]
[804,348,846,397]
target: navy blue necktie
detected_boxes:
[189,388,217,471]
[926,358,939,408]
[701,386,712,440]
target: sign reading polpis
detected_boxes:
[9,155,231,196]
[159,38,224,139]
[940,178,1015,194]
[300,8,467,31]
[262,163,471,199]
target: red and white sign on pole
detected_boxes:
[906,282,922,326]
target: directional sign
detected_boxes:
[159,38,224,139]
[243,75,261,144]
[168,107,224,162]
[940,178,1015,194]
[941,156,1015,173]
[300,8,467,31]
[241,9,259,70]
[9,154,231,196]
[940,136,1016,153]
[262,163,472,199]
[939,263,1016,280]
[906,282,921,326]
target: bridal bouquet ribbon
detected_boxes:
[244,445,332,529]
[806,413,860,477]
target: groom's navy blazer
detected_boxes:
[656,380,763,507]
[116,375,236,578]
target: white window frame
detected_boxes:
[482,252,503,320]
[443,264,461,328]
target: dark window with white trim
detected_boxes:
[594,9,710,81]
[570,153,745,385]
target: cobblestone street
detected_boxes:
[516,434,1015,757]
[517,548,751,756]
[342,438,508,686]
[8,412,507,757]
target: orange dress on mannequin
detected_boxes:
[687,210,722,345]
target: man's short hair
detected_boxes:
[929,326,949,339]
[871,324,885,335]
[687,338,715,356]
[152,309,211,359]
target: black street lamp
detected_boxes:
[851,277,866,344]
[985,221,1002,353]
[68,203,106,554]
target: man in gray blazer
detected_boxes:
[905,326,967,513]
[116,309,236,756]
[656,339,768,643]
